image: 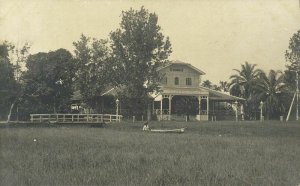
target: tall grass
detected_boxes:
[1,121,300,185]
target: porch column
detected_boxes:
[241,104,244,121]
[168,95,173,120]
[160,97,163,121]
[198,96,201,120]
[207,96,209,116]
[235,100,238,121]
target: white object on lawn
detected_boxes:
[149,128,185,133]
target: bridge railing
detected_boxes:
[30,114,122,123]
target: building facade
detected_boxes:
[152,60,244,121]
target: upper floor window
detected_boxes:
[175,77,179,85]
[186,78,192,86]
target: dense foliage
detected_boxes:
[0,10,299,121]
[73,34,111,109]
[20,49,76,117]
[109,7,172,115]
[0,42,18,120]
[110,7,172,94]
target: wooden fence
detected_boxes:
[30,114,122,123]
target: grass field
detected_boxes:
[1,121,300,186]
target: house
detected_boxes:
[152,60,245,121]
[71,60,244,121]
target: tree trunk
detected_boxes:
[7,101,16,123]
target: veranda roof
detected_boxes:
[200,86,245,101]
[152,86,245,102]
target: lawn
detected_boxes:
[1,121,300,185]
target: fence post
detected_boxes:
[133,116,135,123]
[40,115,42,122]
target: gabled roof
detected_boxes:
[71,86,119,101]
[157,60,206,75]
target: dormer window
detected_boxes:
[175,77,179,85]
[186,78,192,86]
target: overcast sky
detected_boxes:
[0,0,299,83]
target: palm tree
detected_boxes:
[219,81,229,92]
[202,80,212,89]
[229,62,262,98]
[212,85,221,91]
[229,62,263,119]
[256,70,287,119]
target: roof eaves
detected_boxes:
[100,87,116,96]
[188,64,206,75]
[200,86,245,101]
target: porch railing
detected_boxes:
[30,114,122,123]
[155,109,208,115]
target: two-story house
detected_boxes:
[152,60,244,121]
[72,60,244,121]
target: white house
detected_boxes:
[152,60,244,121]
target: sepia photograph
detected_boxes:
[0,0,299,185]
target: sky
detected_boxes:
[0,0,299,84]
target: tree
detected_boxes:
[285,30,300,71]
[201,80,212,89]
[0,42,18,120]
[73,34,111,110]
[212,85,221,91]
[110,7,172,115]
[21,49,76,116]
[285,30,300,94]
[229,62,262,119]
[219,81,229,92]
[229,62,262,98]
[256,70,287,119]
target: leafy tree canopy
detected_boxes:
[0,42,18,119]
[73,34,111,108]
[201,80,213,89]
[285,30,300,90]
[22,48,76,114]
[286,30,300,71]
[110,6,172,99]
